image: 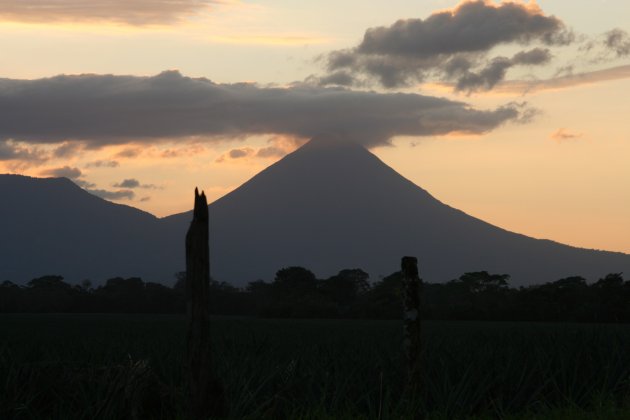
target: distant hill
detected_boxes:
[2,138,630,286]
[0,174,176,284]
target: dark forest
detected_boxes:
[2,269,626,323]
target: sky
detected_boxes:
[0,0,629,254]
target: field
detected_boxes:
[3,315,630,419]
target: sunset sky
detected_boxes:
[1,0,629,254]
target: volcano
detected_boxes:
[2,138,629,286]
[162,137,630,286]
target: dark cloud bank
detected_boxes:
[0,70,529,150]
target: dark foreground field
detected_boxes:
[3,315,630,419]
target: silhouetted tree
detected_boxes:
[3,268,630,322]
[27,275,75,312]
[321,268,369,314]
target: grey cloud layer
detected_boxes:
[322,0,572,91]
[0,71,527,148]
[0,0,215,25]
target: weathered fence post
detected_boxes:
[186,188,225,419]
[401,256,422,391]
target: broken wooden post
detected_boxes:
[401,256,422,391]
[186,188,225,419]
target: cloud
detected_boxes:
[256,135,300,158]
[85,159,119,168]
[453,48,553,93]
[40,165,82,179]
[139,196,151,202]
[88,189,135,200]
[358,1,569,56]
[53,142,83,158]
[39,165,98,188]
[113,178,140,188]
[113,178,160,189]
[550,128,582,143]
[320,0,573,90]
[229,148,254,159]
[579,28,630,64]
[0,139,46,164]
[0,70,529,148]
[256,146,285,158]
[40,165,98,188]
[115,148,143,158]
[0,0,220,26]
[216,147,254,162]
[467,64,630,94]
[217,136,300,162]
[316,71,357,87]
[604,29,630,57]
[74,179,96,189]
[36,166,145,199]
[160,144,205,158]
[512,48,553,65]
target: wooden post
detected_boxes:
[186,188,225,419]
[401,256,422,391]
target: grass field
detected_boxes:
[2,315,630,419]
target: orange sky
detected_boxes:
[0,0,629,254]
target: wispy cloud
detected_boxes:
[40,165,82,179]
[216,135,300,162]
[39,165,96,188]
[550,128,582,143]
[604,29,630,57]
[88,188,135,200]
[85,159,119,168]
[113,178,161,189]
[115,148,143,158]
[426,64,630,95]
[37,164,142,200]
[0,139,46,166]
[0,0,224,26]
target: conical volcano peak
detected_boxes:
[300,135,367,152]
[290,136,377,167]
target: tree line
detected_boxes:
[0,269,627,322]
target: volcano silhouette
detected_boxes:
[161,137,630,286]
[2,138,629,285]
